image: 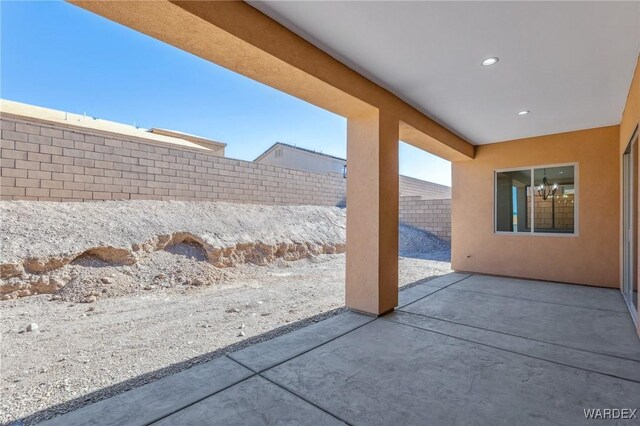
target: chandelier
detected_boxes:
[536,170,558,201]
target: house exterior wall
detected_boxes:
[452,125,620,288]
[256,144,346,174]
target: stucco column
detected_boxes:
[346,110,399,315]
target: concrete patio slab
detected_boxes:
[419,272,472,288]
[401,288,640,361]
[264,319,640,426]
[397,272,471,308]
[397,285,442,308]
[385,310,640,382]
[450,274,628,312]
[39,356,253,426]
[36,274,640,425]
[153,375,345,426]
[228,311,374,372]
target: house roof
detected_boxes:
[254,142,346,163]
[149,128,226,150]
[0,99,224,153]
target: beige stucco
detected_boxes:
[452,126,620,288]
[345,111,399,314]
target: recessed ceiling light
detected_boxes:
[481,57,499,66]
[518,110,530,116]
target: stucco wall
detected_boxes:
[452,125,620,288]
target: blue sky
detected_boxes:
[0,0,451,185]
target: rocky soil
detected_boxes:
[0,201,349,300]
[0,200,451,424]
[0,201,448,303]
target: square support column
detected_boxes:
[346,110,399,315]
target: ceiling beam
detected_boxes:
[70,0,474,161]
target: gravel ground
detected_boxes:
[0,200,451,424]
[1,253,451,425]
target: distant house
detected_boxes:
[148,128,226,157]
[0,99,227,157]
[254,142,451,199]
[254,142,346,175]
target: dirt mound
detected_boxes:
[49,248,236,303]
[399,225,450,256]
[0,201,447,301]
[0,201,347,276]
[0,201,347,300]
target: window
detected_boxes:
[274,148,283,158]
[495,164,576,235]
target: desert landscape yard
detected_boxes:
[0,201,451,424]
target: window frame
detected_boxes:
[493,162,579,237]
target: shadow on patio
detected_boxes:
[34,272,640,425]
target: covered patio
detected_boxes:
[43,273,640,425]
[27,1,640,423]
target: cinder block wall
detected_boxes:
[0,114,451,241]
[0,115,346,205]
[399,175,451,199]
[399,196,451,241]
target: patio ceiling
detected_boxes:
[250,1,640,145]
